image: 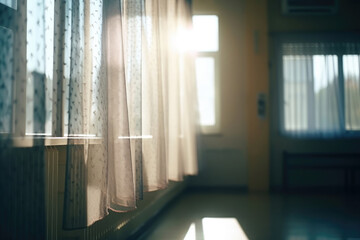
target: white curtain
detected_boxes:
[281,42,360,138]
[0,0,198,233]
[62,0,198,228]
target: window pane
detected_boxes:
[192,15,218,52]
[283,55,309,131]
[26,0,54,135]
[343,55,360,130]
[63,1,105,137]
[283,54,340,135]
[313,55,340,132]
[63,0,72,136]
[0,27,13,133]
[0,0,16,9]
[196,57,215,126]
[89,0,105,136]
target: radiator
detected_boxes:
[0,145,121,240]
[0,146,47,239]
[45,146,59,240]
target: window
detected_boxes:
[0,26,13,134]
[343,54,360,130]
[0,1,55,137]
[62,0,104,137]
[193,15,220,134]
[0,0,16,9]
[0,0,105,140]
[25,0,54,136]
[280,41,360,137]
[0,2,16,135]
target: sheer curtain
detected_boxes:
[280,41,360,138]
[1,0,49,238]
[62,0,198,228]
[0,0,198,233]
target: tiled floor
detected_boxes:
[139,190,360,240]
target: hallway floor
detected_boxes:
[138,190,360,240]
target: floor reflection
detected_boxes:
[184,218,249,240]
[141,192,360,240]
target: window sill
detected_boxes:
[200,125,221,135]
[280,130,360,140]
[200,132,223,137]
[9,135,155,147]
[11,136,103,148]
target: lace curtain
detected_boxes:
[0,0,198,233]
[63,0,198,229]
[280,41,360,138]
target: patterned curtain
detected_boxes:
[0,0,198,234]
[62,0,198,229]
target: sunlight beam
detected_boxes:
[184,223,196,240]
[202,218,249,240]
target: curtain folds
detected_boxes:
[0,0,198,232]
[63,0,198,229]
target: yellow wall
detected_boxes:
[192,0,270,191]
[193,0,247,150]
[193,0,360,192]
[244,0,269,191]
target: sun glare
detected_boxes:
[184,218,249,240]
[192,15,219,52]
[184,223,196,240]
[174,28,195,53]
[202,218,249,240]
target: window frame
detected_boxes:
[192,13,221,135]
[2,0,129,147]
[275,33,360,138]
[0,0,90,147]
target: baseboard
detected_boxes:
[270,185,360,194]
[107,181,187,240]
